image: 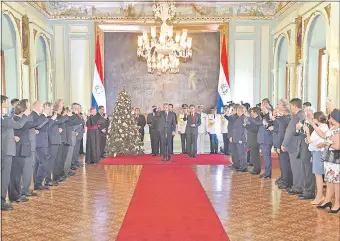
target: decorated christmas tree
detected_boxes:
[105,88,144,156]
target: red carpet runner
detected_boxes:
[116,165,230,241]
[101,154,232,165]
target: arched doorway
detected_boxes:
[276,36,289,104]
[35,36,48,102]
[304,15,327,111]
[1,14,19,99]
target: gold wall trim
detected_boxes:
[53,25,66,101]
[22,15,30,65]
[287,30,291,43]
[324,4,331,25]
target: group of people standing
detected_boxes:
[134,98,340,213]
[1,95,108,211]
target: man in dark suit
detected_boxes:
[34,102,56,190]
[272,107,292,189]
[231,105,248,172]
[1,95,29,211]
[169,104,177,154]
[45,102,67,186]
[224,105,238,169]
[158,103,176,161]
[71,103,84,170]
[184,104,201,158]
[8,98,19,118]
[9,101,35,202]
[147,105,160,156]
[135,108,146,143]
[245,107,261,175]
[249,105,274,178]
[22,100,48,197]
[53,107,69,182]
[282,98,305,195]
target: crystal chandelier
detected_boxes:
[137,1,192,75]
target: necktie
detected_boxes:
[192,113,194,121]
[166,112,168,121]
[214,114,215,119]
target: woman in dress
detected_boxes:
[304,111,329,205]
[314,109,340,213]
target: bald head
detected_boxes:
[32,100,42,113]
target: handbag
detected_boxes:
[321,148,331,162]
[322,149,340,164]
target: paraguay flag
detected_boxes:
[216,34,231,114]
[92,35,106,111]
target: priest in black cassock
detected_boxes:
[97,106,109,158]
[85,107,101,164]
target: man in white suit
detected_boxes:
[206,107,221,154]
[197,105,207,154]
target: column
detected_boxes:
[271,68,278,106]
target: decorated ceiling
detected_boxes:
[28,1,294,20]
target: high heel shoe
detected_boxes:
[316,202,332,209]
[329,208,340,214]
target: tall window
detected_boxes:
[1,51,5,95]
[318,48,327,112]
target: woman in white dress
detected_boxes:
[304,111,329,205]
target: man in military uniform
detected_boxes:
[147,105,160,156]
[177,104,188,154]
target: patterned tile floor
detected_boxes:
[1,161,339,241]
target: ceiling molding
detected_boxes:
[27,1,297,21]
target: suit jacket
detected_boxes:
[29,111,48,151]
[248,116,273,145]
[147,112,160,133]
[225,114,237,139]
[72,113,84,142]
[97,113,109,137]
[298,123,313,161]
[1,115,29,156]
[157,111,176,135]
[48,115,65,145]
[184,113,201,134]
[170,111,177,125]
[232,115,247,144]
[273,115,290,148]
[65,115,78,146]
[13,115,36,157]
[58,115,69,144]
[282,109,305,153]
[135,114,146,135]
[36,117,55,148]
[245,115,260,147]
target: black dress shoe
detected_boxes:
[1,204,13,211]
[317,202,332,209]
[300,196,315,200]
[259,174,271,179]
[287,189,303,195]
[249,171,260,175]
[152,154,157,156]
[329,208,340,214]
[193,155,197,158]
[34,186,49,191]
[25,192,38,197]
[237,168,248,172]
[278,184,290,190]
[15,196,29,202]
